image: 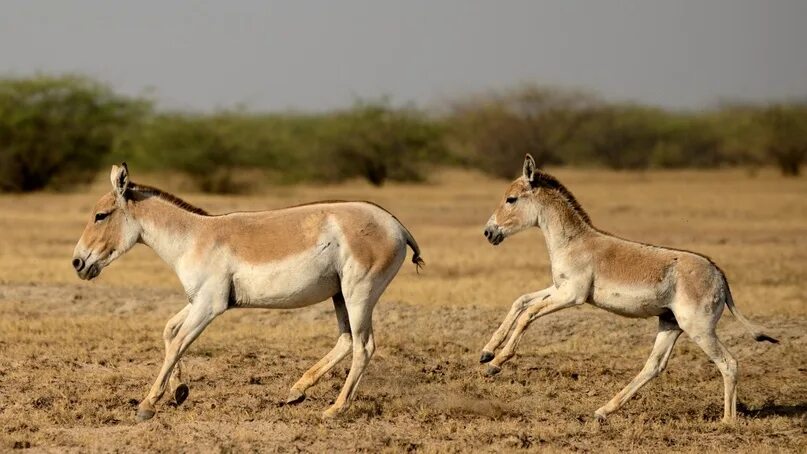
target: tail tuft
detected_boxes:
[754,333,779,344]
[412,255,425,274]
[721,271,779,344]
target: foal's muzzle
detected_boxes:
[484,226,505,246]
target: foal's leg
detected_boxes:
[286,292,352,404]
[137,295,226,421]
[322,284,378,418]
[480,287,553,363]
[486,294,580,375]
[594,317,682,420]
[163,304,191,406]
[686,326,738,422]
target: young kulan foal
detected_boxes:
[72,164,423,420]
[480,154,778,422]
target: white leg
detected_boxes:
[480,287,553,363]
[137,296,225,421]
[163,304,191,405]
[595,317,682,420]
[487,294,580,374]
[287,293,352,404]
[322,287,378,418]
[687,327,738,422]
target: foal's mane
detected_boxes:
[532,172,592,225]
[127,183,209,216]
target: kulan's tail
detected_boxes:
[723,280,779,343]
[400,224,424,273]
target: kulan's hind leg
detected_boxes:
[322,285,378,418]
[286,293,352,405]
[320,247,405,418]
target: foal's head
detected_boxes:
[483,154,544,245]
[72,164,141,280]
[484,153,594,245]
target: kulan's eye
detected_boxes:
[505,196,518,204]
[94,212,110,222]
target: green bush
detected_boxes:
[2,74,804,194]
[446,85,597,178]
[756,104,807,176]
[576,105,665,169]
[0,75,147,192]
[117,101,445,191]
[565,106,722,170]
[117,111,295,193]
[315,101,446,186]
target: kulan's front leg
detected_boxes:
[480,288,553,363]
[137,301,222,421]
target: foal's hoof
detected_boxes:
[321,406,343,419]
[174,384,190,406]
[285,389,306,405]
[485,365,502,376]
[479,351,495,364]
[136,408,155,422]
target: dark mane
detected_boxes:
[531,172,592,225]
[127,183,209,216]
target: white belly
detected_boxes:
[230,245,340,309]
[590,281,671,318]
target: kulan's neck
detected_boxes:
[130,197,203,272]
[536,194,594,260]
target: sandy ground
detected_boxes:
[0,168,805,452]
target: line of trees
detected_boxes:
[0,75,805,193]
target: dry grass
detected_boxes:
[0,168,805,452]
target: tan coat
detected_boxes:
[73,164,423,421]
[481,154,777,423]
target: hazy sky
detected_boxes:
[1,1,805,111]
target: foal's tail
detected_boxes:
[722,278,779,343]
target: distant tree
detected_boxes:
[319,101,446,186]
[707,104,768,167]
[447,85,597,178]
[0,75,148,192]
[117,112,277,193]
[581,105,665,169]
[757,104,807,176]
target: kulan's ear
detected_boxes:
[110,162,130,196]
[522,153,536,181]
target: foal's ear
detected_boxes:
[110,162,130,197]
[522,154,536,181]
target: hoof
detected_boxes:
[136,408,155,422]
[486,365,502,376]
[285,389,306,405]
[479,351,495,364]
[322,406,343,419]
[174,384,189,406]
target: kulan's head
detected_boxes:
[483,154,546,245]
[72,164,141,280]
